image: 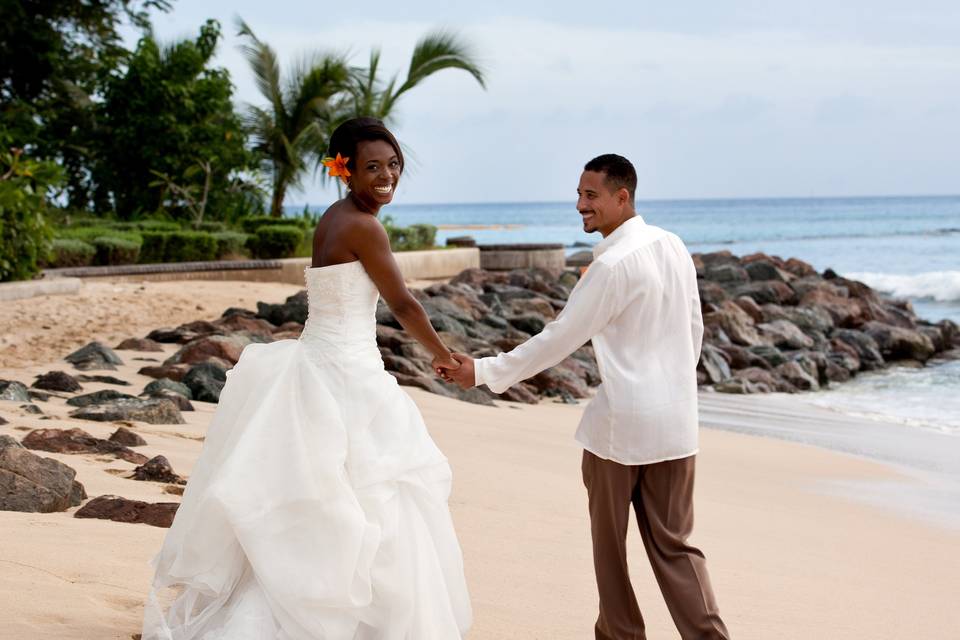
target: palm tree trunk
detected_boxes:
[270,181,286,218]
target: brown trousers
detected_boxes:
[581,451,729,640]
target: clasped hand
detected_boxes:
[432,353,475,389]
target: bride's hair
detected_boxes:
[327,117,404,173]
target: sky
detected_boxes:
[127,1,960,206]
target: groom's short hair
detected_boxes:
[584,154,637,203]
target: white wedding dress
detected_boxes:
[142,260,472,639]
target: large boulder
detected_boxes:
[0,436,86,513]
[143,378,193,400]
[69,397,184,425]
[733,281,797,306]
[76,374,131,386]
[0,380,31,403]
[762,304,835,335]
[21,428,148,464]
[182,362,228,403]
[833,330,884,370]
[799,289,864,328]
[213,314,276,337]
[164,334,254,367]
[32,371,82,392]
[704,301,768,347]
[64,341,123,371]
[147,321,220,344]
[698,344,732,384]
[256,290,308,326]
[704,263,750,285]
[108,427,147,447]
[115,337,164,352]
[758,319,815,350]
[775,360,820,391]
[744,260,791,283]
[861,321,936,362]
[74,495,179,528]
[138,363,190,382]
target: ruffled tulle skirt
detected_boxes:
[142,339,471,639]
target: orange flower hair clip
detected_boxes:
[322,153,351,186]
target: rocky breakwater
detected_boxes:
[693,251,959,393]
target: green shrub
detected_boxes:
[139,231,171,264]
[134,219,181,232]
[44,238,96,268]
[164,231,218,262]
[58,226,143,245]
[0,147,62,281]
[212,231,249,258]
[240,216,310,234]
[247,225,304,259]
[92,236,141,265]
[386,222,437,252]
[197,221,227,233]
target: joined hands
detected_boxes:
[434,353,475,389]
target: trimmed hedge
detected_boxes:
[139,231,219,263]
[212,231,250,258]
[247,225,304,259]
[92,236,141,265]
[386,223,437,252]
[197,221,228,233]
[45,238,96,268]
[58,226,142,245]
[240,216,310,234]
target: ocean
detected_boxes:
[298,195,960,435]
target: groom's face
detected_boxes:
[577,170,625,236]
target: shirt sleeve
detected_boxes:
[474,261,623,394]
[690,274,704,365]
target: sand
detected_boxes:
[1,279,959,639]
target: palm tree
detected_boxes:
[346,31,486,124]
[238,19,350,217]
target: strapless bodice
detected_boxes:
[299,261,380,359]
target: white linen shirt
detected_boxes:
[474,215,704,466]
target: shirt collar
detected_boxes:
[593,214,646,258]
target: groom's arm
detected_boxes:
[474,261,624,394]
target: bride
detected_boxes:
[142,117,472,639]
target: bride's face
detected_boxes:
[350,139,402,210]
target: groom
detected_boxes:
[440,155,730,639]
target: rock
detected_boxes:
[143,378,192,400]
[783,258,817,277]
[733,281,797,305]
[147,320,220,344]
[131,455,185,484]
[375,300,402,329]
[507,314,547,335]
[828,339,862,373]
[115,337,164,352]
[27,389,57,402]
[0,380,31,403]
[698,344,732,384]
[450,267,496,292]
[0,438,86,513]
[182,362,227,403]
[919,325,947,352]
[799,289,864,328]
[74,495,179,528]
[746,345,788,367]
[704,263,749,285]
[703,301,768,347]
[76,374,131,386]
[714,378,767,394]
[861,321,936,362]
[744,260,790,282]
[498,383,540,404]
[428,313,469,337]
[165,334,253,367]
[833,330,884,370]
[776,360,820,391]
[529,365,590,399]
[558,270,581,291]
[509,297,556,320]
[213,314,276,337]
[758,319,815,350]
[731,367,786,393]
[21,404,42,415]
[108,427,146,447]
[256,290,308,326]
[69,397,184,425]
[64,341,123,371]
[382,355,429,377]
[152,390,195,411]
[733,296,764,323]
[451,386,497,407]
[66,389,139,407]
[390,372,457,398]
[697,280,728,306]
[272,321,305,336]
[0,416,7,425]
[938,319,960,347]
[21,428,149,464]
[32,371,82,392]
[762,304,835,335]
[138,363,191,382]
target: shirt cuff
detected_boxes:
[473,357,487,388]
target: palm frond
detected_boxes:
[236,18,286,123]
[394,30,486,100]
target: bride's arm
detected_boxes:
[351,216,458,370]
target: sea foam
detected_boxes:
[846,271,960,303]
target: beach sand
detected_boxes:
[1,280,959,639]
